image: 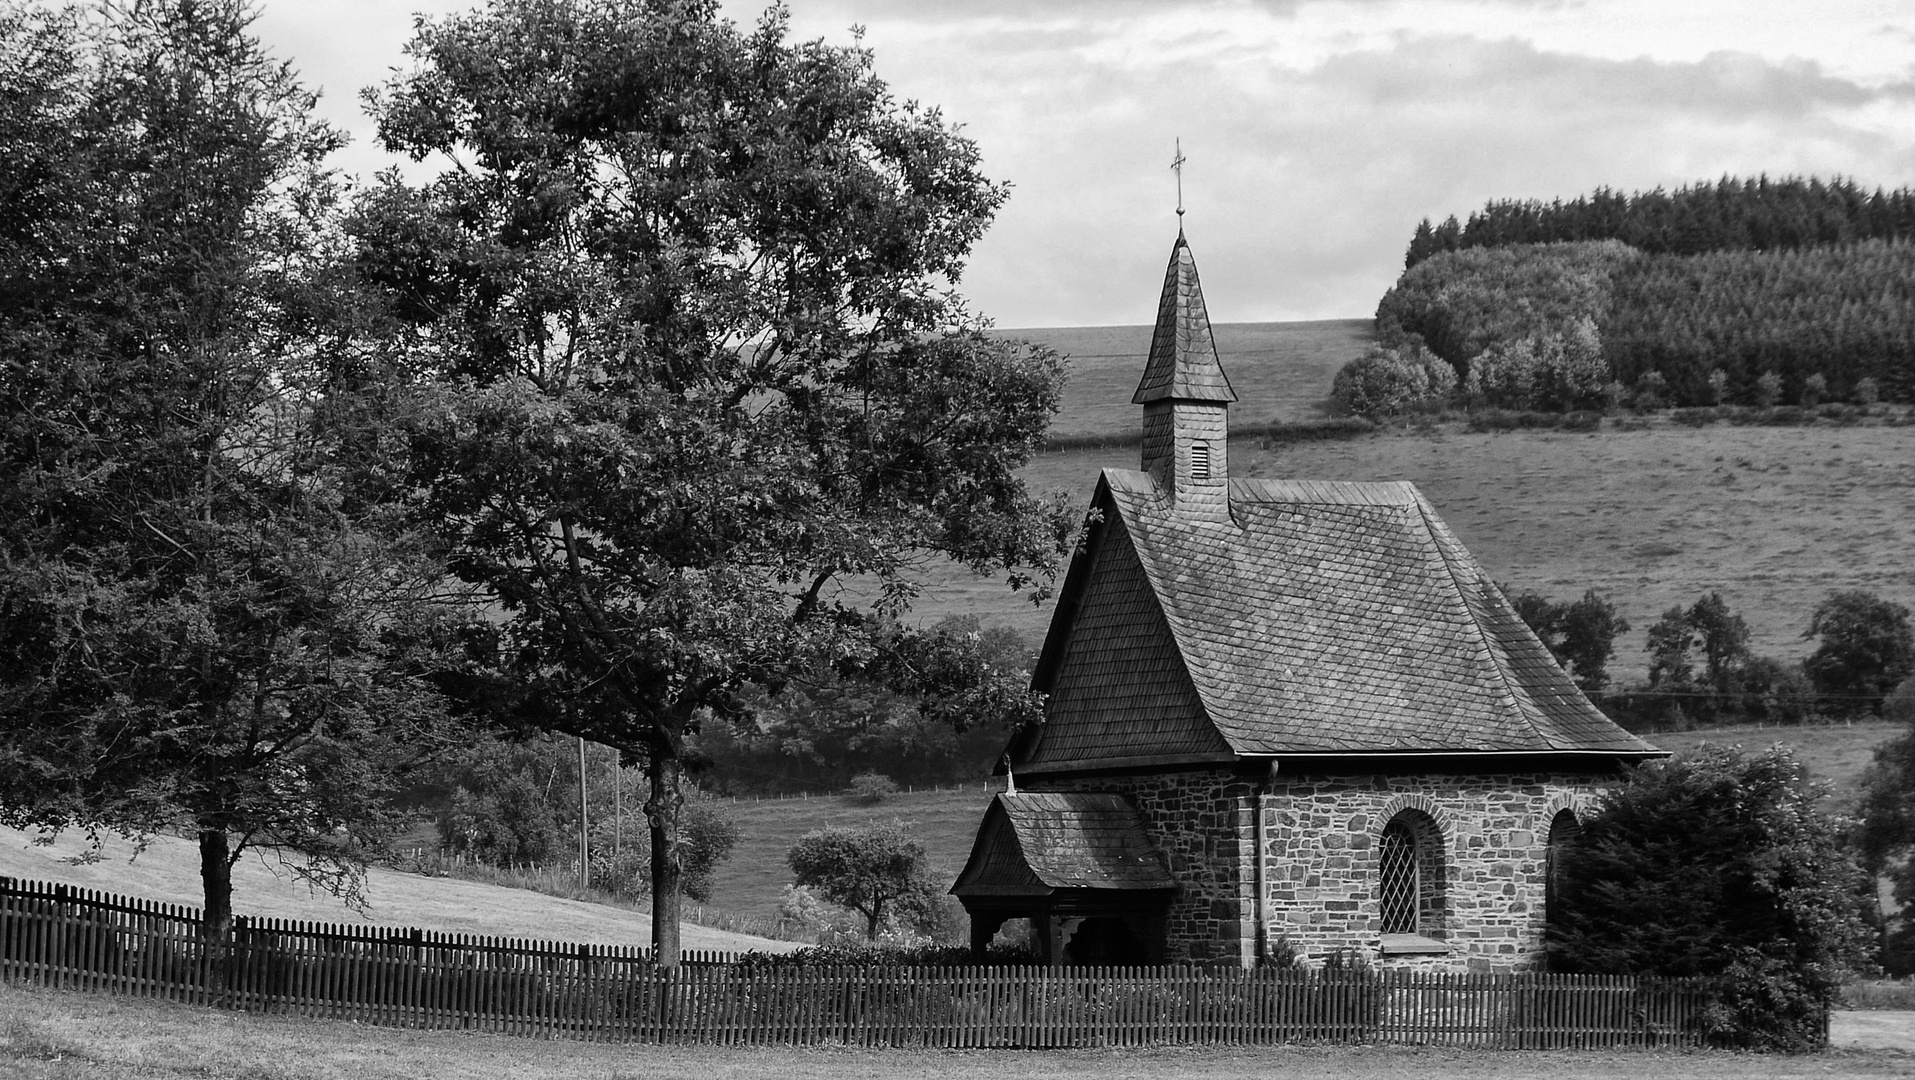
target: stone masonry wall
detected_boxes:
[1039,768,1256,966]
[1033,768,1615,970]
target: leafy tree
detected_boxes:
[1687,592,1753,699]
[1549,745,1874,1050]
[0,1,466,938]
[787,820,941,940]
[354,0,1069,963]
[1803,591,1915,716]
[1329,339,1454,418]
[1502,586,1627,691]
[1556,590,1630,692]
[1643,605,1697,689]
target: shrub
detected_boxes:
[1801,372,1827,406]
[1330,341,1456,419]
[1550,744,1874,1050]
[1754,371,1784,407]
[1634,370,1669,410]
[845,771,899,805]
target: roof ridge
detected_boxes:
[1411,492,1554,746]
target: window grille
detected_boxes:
[1378,820,1418,934]
[1190,441,1211,480]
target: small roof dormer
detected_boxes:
[1135,232,1235,516]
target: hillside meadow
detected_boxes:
[0,826,791,954]
[919,322,1915,688]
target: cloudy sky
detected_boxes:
[254,0,1915,329]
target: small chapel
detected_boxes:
[951,227,1664,971]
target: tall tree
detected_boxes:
[1803,590,1915,716]
[1686,592,1752,700]
[354,0,1069,963]
[0,1,465,937]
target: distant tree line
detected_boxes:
[1356,176,1915,417]
[1405,175,1915,268]
[1503,586,1913,730]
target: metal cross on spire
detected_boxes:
[1171,138,1187,220]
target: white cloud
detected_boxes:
[249,0,1915,326]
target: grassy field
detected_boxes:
[2,983,1909,1080]
[915,325,1915,686]
[1650,720,1903,810]
[0,826,792,954]
[705,782,1000,922]
[998,319,1373,438]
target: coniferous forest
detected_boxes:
[1369,176,1915,411]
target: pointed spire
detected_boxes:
[1132,234,1237,405]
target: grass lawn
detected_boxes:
[0,826,793,954]
[3,984,1909,1080]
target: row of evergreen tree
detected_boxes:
[1405,175,1915,268]
[1373,237,1915,408]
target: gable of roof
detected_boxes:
[1026,469,1660,765]
[1024,507,1231,770]
[1132,233,1237,405]
[951,793,1175,897]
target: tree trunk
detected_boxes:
[198,827,234,941]
[645,739,683,968]
[198,827,235,1001]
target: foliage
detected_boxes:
[424,733,739,902]
[1802,591,1915,716]
[846,773,900,805]
[1461,317,1609,412]
[1405,175,1915,267]
[1501,587,1628,691]
[1548,744,1875,1050]
[1383,220,1915,407]
[1328,340,1455,418]
[0,0,468,935]
[353,0,1072,961]
[1857,706,1915,975]
[691,618,1036,796]
[787,819,942,941]
[1375,240,1640,370]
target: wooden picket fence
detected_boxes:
[2,878,1717,1048]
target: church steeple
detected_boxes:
[1134,231,1236,516]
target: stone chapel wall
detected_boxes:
[1031,767,1615,970]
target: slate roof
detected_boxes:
[1023,470,1662,769]
[1132,233,1237,405]
[951,793,1175,897]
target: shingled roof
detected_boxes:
[951,792,1175,898]
[1132,232,1237,405]
[1021,470,1662,772]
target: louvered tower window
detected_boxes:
[1190,441,1211,480]
[1378,819,1419,934]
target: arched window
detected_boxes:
[1545,808,1581,931]
[1190,441,1211,480]
[1377,809,1446,937]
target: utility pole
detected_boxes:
[577,736,590,891]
